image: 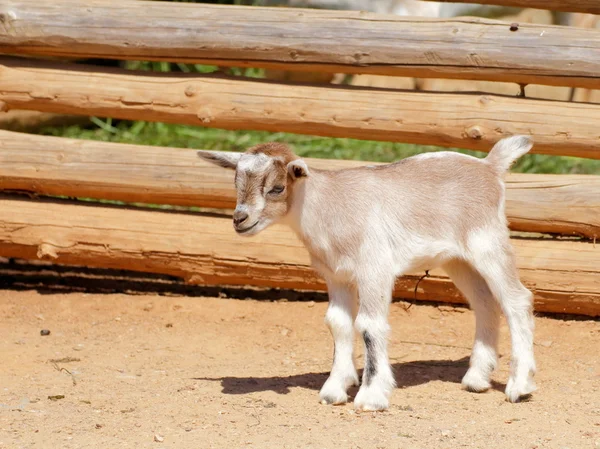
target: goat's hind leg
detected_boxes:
[444,259,500,393]
[319,280,359,405]
[470,242,536,402]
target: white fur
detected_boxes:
[238,153,272,173]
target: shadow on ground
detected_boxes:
[194,356,503,396]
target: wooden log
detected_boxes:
[1,58,600,159]
[0,196,597,316]
[1,1,600,89]
[426,0,600,15]
[504,175,600,239]
[0,130,598,239]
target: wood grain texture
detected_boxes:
[1,1,600,88]
[0,130,598,239]
[1,58,600,159]
[0,196,597,316]
[427,0,600,15]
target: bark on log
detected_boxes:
[0,130,598,239]
[426,0,600,15]
[0,196,597,316]
[1,58,600,159]
[1,1,600,88]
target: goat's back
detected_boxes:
[321,152,505,242]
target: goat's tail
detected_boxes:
[485,135,533,173]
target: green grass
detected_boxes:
[41,120,600,175]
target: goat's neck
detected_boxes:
[284,170,331,248]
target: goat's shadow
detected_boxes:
[193,356,505,396]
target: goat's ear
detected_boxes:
[197,150,241,170]
[287,159,310,180]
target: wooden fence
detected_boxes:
[0,0,598,316]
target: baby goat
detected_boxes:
[198,136,536,411]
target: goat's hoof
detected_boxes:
[461,369,491,393]
[505,376,536,403]
[319,390,348,406]
[353,386,389,412]
[319,379,350,405]
[319,395,347,406]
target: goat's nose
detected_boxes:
[233,210,249,227]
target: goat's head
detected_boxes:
[198,143,309,236]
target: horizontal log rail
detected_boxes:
[0,130,598,239]
[0,196,597,316]
[1,1,600,88]
[1,58,599,159]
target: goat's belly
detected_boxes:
[404,257,444,274]
[398,244,460,275]
[310,254,356,284]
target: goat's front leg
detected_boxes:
[319,279,359,405]
[353,277,396,411]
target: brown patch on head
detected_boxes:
[246,142,298,166]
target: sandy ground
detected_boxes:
[0,288,598,449]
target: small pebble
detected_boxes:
[307,301,315,308]
[165,323,173,328]
[40,329,51,336]
[95,424,103,429]
[154,434,164,443]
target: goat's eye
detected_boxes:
[268,185,285,195]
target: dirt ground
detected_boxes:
[0,287,598,449]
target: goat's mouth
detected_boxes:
[235,221,259,234]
